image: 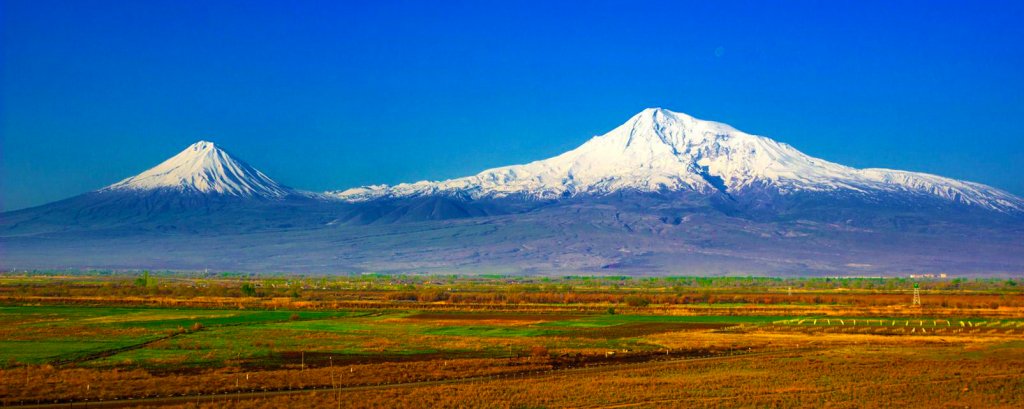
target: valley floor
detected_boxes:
[0,273,1021,408]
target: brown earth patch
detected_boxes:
[245,351,489,370]
[569,322,731,339]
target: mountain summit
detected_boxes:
[330,108,1023,213]
[103,141,293,199]
[3,109,1023,275]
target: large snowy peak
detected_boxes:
[103,141,294,198]
[330,108,1023,213]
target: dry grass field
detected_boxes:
[0,272,1021,408]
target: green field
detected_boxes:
[0,305,783,369]
[773,316,1024,327]
[0,306,356,366]
[5,304,1020,373]
[2,273,1022,408]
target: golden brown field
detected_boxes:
[0,272,1021,408]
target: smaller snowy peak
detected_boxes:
[103,141,293,198]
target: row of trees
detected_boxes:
[1,272,1019,309]
[8,270,1022,293]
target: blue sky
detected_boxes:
[2,0,1023,211]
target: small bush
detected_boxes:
[241,283,257,297]
[624,295,650,307]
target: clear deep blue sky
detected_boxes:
[2,0,1023,211]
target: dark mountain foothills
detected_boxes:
[3,109,1023,276]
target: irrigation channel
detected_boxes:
[4,348,818,408]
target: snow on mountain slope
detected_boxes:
[103,141,294,198]
[328,108,1024,212]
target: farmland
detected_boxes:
[0,272,1022,408]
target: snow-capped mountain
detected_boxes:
[0,141,322,236]
[103,141,294,199]
[3,110,1024,275]
[329,108,1023,213]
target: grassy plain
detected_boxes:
[0,272,1022,407]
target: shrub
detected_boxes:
[241,283,257,297]
[624,295,650,307]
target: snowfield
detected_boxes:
[103,140,295,198]
[327,108,1023,212]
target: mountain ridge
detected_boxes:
[3,108,1023,276]
[327,108,1023,213]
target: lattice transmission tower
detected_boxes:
[912,282,921,307]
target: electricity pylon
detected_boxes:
[912,282,921,307]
